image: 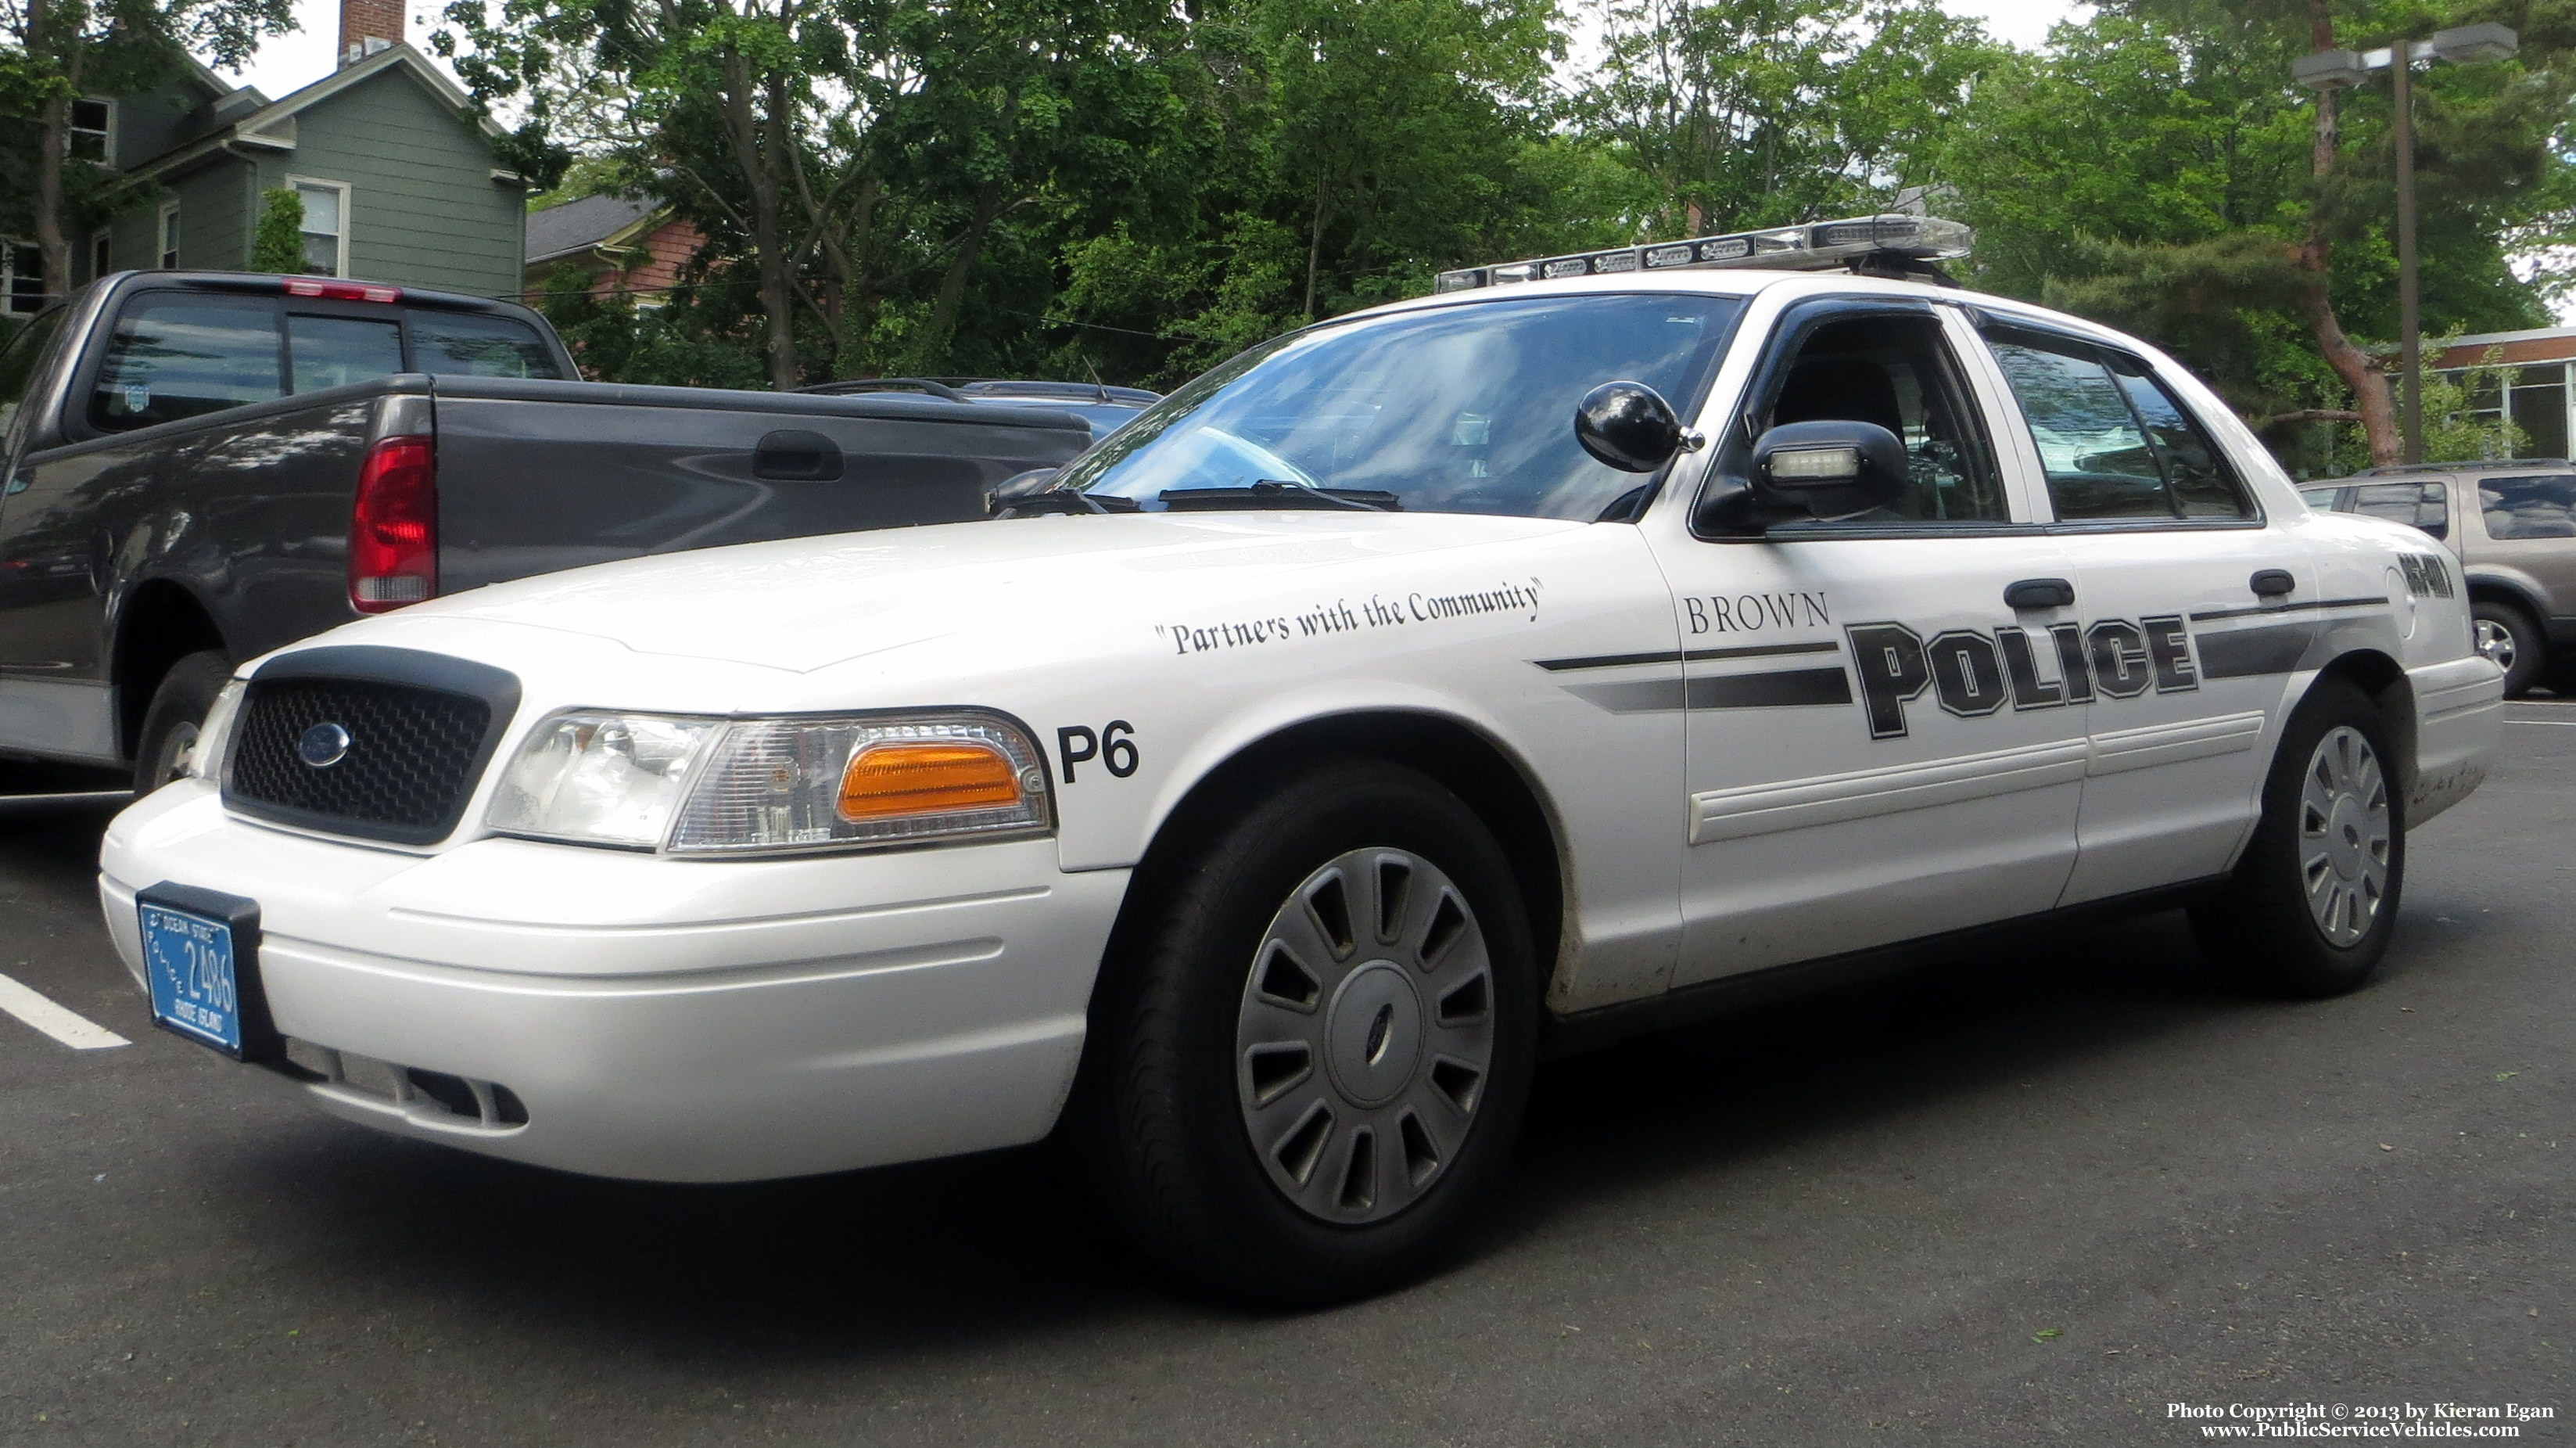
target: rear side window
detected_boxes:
[2352,481,2449,540]
[1988,331,2254,521]
[410,311,558,379]
[2480,475,2576,540]
[91,294,282,430]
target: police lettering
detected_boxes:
[1846,614,2201,738]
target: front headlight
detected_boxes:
[486,709,1052,855]
[185,679,249,782]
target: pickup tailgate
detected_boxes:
[427,376,1092,595]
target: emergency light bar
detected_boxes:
[1432,214,1973,294]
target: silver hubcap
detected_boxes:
[2476,618,2518,673]
[2300,725,2391,947]
[1236,846,1495,1224]
[152,721,201,788]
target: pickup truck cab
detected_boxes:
[0,272,1092,789]
[96,217,2504,1302]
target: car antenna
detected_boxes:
[1082,354,1110,404]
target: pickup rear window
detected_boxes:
[88,290,562,432]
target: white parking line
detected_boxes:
[0,972,131,1049]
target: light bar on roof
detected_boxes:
[1432,214,1971,294]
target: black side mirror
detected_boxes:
[1575,381,1699,473]
[1749,419,1907,519]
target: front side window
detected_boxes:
[0,306,70,444]
[408,311,559,378]
[1987,329,2253,521]
[1759,311,2006,526]
[2479,475,2576,540]
[2352,481,2449,540]
[1066,293,1744,520]
[293,181,347,276]
[91,294,283,430]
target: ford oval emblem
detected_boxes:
[297,721,353,768]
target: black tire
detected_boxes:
[2472,599,2545,698]
[132,649,232,795]
[2188,677,2404,997]
[1075,757,1538,1304]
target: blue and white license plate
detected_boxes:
[142,901,247,1055]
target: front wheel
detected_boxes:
[1076,758,1537,1303]
[2188,677,2404,997]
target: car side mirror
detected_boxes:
[1748,419,1907,519]
[1575,381,1701,473]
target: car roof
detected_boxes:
[1337,267,2151,356]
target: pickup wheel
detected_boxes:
[1078,758,1537,1304]
[2188,678,2404,997]
[132,650,233,795]
[2472,599,2544,697]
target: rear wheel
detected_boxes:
[1077,758,1537,1303]
[2189,677,2403,997]
[2472,599,2544,698]
[132,650,231,795]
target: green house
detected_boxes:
[16,41,528,308]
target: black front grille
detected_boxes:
[224,651,517,844]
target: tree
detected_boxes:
[250,184,301,270]
[2,0,292,303]
[1583,0,1998,236]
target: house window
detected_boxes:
[290,179,350,277]
[157,203,181,269]
[68,99,113,163]
[3,240,46,314]
[2447,361,2572,462]
[91,230,113,280]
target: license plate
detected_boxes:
[138,884,274,1061]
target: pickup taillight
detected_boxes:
[349,434,436,613]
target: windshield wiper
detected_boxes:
[998,487,1143,517]
[1157,480,1401,512]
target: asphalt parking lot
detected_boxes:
[2,713,2569,1447]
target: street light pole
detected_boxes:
[2294,22,2518,467]
[2392,53,2420,463]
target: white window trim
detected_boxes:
[285,176,353,278]
[67,98,116,164]
[156,200,181,269]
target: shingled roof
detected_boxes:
[526,192,663,266]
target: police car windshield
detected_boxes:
[1063,293,1744,520]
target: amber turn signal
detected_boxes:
[837,741,1022,821]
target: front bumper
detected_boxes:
[99,783,1129,1182]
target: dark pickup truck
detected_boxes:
[0,272,1092,789]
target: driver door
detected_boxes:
[1645,300,2089,988]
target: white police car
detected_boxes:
[99,216,2503,1302]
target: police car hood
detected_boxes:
[379,511,1581,674]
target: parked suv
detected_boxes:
[2301,460,2576,695]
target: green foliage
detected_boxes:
[251,186,303,271]
[436,0,2574,479]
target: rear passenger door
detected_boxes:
[2467,474,2576,625]
[1976,322,2316,904]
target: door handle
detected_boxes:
[2004,577,2075,610]
[2250,569,2296,598]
